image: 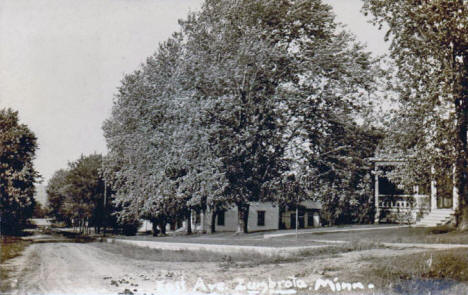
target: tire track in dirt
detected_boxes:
[12,242,207,295]
[14,242,149,294]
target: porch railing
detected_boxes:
[378,194,430,223]
[378,194,430,210]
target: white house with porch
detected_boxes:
[371,157,459,226]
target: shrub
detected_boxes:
[122,223,140,236]
[428,225,455,235]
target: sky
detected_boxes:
[0,0,389,184]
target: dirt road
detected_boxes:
[6,240,384,295]
[12,242,198,295]
[8,238,464,295]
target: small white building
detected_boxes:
[190,201,322,233]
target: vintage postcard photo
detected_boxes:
[1,0,468,294]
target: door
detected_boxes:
[290,212,305,229]
[437,196,452,208]
[436,174,453,209]
[290,213,296,229]
[298,210,305,228]
[298,216,305,228]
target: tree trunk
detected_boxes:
[186,211,192,235]
[159,217,166,235]
[237,203,249,234]
[210,210,217,234]
[151,218,159,236]
[457,55,468,230]
[200,196,207,234]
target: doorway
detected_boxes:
[290,212,305,229]
[437,196,452,209]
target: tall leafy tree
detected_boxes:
[46,154,114,233]
[104,0,384,233]
[363,0,468,227]
[103,35,220,234]
[64,154,105,233]
[0,108,39,235]
[46,169,71,224]
[181,0,382,231]
[179,0,303,232]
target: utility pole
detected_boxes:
[296,195,299,241]
[103,177,107,237]
[101,158,107,237]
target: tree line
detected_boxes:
[3,0,465,236]
[46,154,140,235]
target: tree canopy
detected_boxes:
[363,0,468,227]
[46,154,121,234]
[103,0,384,232]
[0,108,39,235]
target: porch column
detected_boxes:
[431,166,437,210]
[191,210,196,230]
[414,185,420,209]
[414,185,419,195]
[374,165,380,224]
[453,164,459,211]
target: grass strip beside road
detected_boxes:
[274,226,468,245]
[0,236,32,292]
[93,239,385,268]
[1,236,31,263]
[357,248,468,294]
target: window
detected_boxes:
[257,211,265,226]
[217,211,225,226]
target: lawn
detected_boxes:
[1,236,31,263]
[116,232,329,248]
[276,226,468,244]
[0,236,31,292]
[114,225,468,248]
[93,240,302,266]
[354,248,468,294]
[93,238,384,268]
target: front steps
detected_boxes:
[415,209,455,227]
